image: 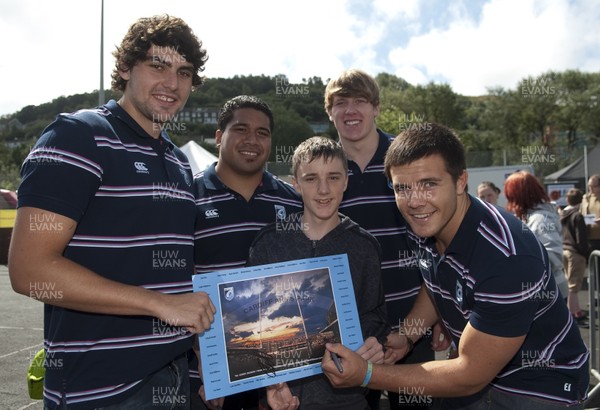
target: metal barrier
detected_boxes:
[584,250,600,406]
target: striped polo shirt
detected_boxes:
[339,130,423,333]
[410,196,589,405]
[193,164,302,273]
[18,100,196,408]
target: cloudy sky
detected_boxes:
[1,0,598,116]
[221,268,333,345]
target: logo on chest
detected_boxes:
[134,161,149,174]
[205,209,219,219]
[274,205,286,220]
[456,280,463,303]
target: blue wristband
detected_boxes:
[361,361,373,387]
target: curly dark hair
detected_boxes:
[111,14,208,91]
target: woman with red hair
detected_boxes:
[504,171,568,300]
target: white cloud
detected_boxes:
[0,0,102,113]
[0,0,598,115]
[388,0,599,95]
[0,0,363,115]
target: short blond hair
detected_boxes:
[324,69,380,113]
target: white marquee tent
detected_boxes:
[180,140,218,176]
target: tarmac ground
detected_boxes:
[0,265,43,410]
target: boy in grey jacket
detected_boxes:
[248,136,390,409]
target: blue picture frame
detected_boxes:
[192,253,363,400]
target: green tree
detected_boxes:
[554,70,596,149]
[376,108,401,136]
[516,72,559,145]
[581,74,600,142]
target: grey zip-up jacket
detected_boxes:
[526,202,568,297]
[248,213,390,410]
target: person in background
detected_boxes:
[549,190,566,210]
[581,174,600,251]
[504,170,568,299]
[476,181,501,206]
[8,15,215,409]
[560,188,592,326]
[192,95,303,409]
[324,69,447,410]
[321,123,589,409]
[248,136,390,410]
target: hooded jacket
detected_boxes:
[248,213,390,410]
[526,202,568,297]
[560,204,592,259]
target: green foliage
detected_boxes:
[3,70,600,189]
[376,108,401,136]
[0,138,31,190]
[269,105,315,161]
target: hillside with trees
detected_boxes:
[1,70,599,190]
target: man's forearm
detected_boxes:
[368,357,487,398]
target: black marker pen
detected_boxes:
[330,351,344,373]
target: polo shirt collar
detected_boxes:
[104,99,175,150]
[344,129,392,171]
[373,129,393,163]
[443,194,480,256]
[202,162,280,194]
[419,194,479,257]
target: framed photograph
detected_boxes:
[192,253,363,400]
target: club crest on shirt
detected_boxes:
[456,280,463,303]
[275,205,286,220]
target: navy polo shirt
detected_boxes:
[193,163,302,273]
[339,130,423,332]
[18,100,196,409]
[410,196,589,404]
